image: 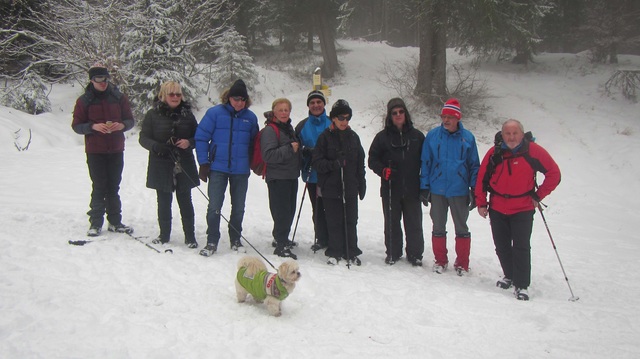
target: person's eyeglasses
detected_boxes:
[337,115,350,122]
[392,109,405,116]
[231,96,247,102]
[168,93,182,98]
[92,76,108,83]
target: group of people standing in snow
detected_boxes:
[72,64,561,301]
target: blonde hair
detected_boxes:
[271,98,292,111]
[158,81,182,102]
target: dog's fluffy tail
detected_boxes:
[237,256,267,276]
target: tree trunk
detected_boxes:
[315,9,339,78]
[415,0,447,104]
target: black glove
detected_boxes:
[468,188,476,211]
[153,143,172,156]
[198,164,210,183]
[419,189,431,207]
[302,146,314,158]
[359,183,366,200]
[333,158,346,170]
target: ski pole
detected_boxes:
[216,209,277,270]
[341,166,351,269]
[168,152,275,268]
[537,204,579,302]
[291,165,312,246]
[386,161,394,265]
[125,232,172,254]
[290,182,307,245]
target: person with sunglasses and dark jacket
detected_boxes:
[368,98,425,266]
[312,99,366,266]
[139,81,199,248]
[72,64,135,237]
[195,79,259,257]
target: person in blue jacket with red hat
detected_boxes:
[195,79,259,257]
[420,98,480,276]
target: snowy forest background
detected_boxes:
[1,0,640,119]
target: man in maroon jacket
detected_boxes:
[475,119,561,301]
[72,64,135,237]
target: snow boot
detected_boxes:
[515,287,529,301]
[108,223,133,234]
[87,226,102,237]
[432,234,448,270]
[199,243,217,257]
[274,246,297,260]
[496,277,513,289]
[454,235,471,272]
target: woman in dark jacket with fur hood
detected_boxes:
[368,98,425,266]
[312,99,366,266]
[139,81,200,248]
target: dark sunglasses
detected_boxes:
[337,115,350,122]
[231,96,247,102]
[168,92,182,98]
[92,76,108,83]
[392,109,405,116]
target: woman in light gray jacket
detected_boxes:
[260,98,301,259]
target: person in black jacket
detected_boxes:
[139,81,200,248]
[368,98,425,266]
[312,99,366,266]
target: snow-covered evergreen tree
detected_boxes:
[211,27,259,98]
[119,1,200,117]
[0,72,51,115]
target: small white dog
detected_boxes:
[235,256,301,317]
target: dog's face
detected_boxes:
[277,260,301,283]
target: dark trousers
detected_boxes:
[489,209,535,289]
[382,192,424,260]
[156,189,195,241]
[267,179,298,247]
[323,196,362,259]
[86,152,124,227]
[307,183,329,246]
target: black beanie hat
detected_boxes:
[228,79,249,99]
[307,90,326,106]
[329,99,352,119]
[88,66,110,80]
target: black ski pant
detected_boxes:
[489,209,535,289]
[323,196,362,260]
[156,189,195,242]
[381,192,424,261]
[267,179,298,248]
[307,183,329,247]
[86,152,124,228]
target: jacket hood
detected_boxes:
[385,99,413,131]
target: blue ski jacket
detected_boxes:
[195,103,259,174]
[420,122,480,197]
[295,112,331,183]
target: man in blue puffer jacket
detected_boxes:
[420,98,480,275]
[295,90,332,252]
[195,79,259,257]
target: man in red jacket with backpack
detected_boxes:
[475,119,561,301]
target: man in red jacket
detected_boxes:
[72,64,135,237]
[475,119,561,301]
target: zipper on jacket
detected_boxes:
[227,114,235,169]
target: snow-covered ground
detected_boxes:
[1,40,639,358]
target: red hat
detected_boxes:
[441,98,461,120]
